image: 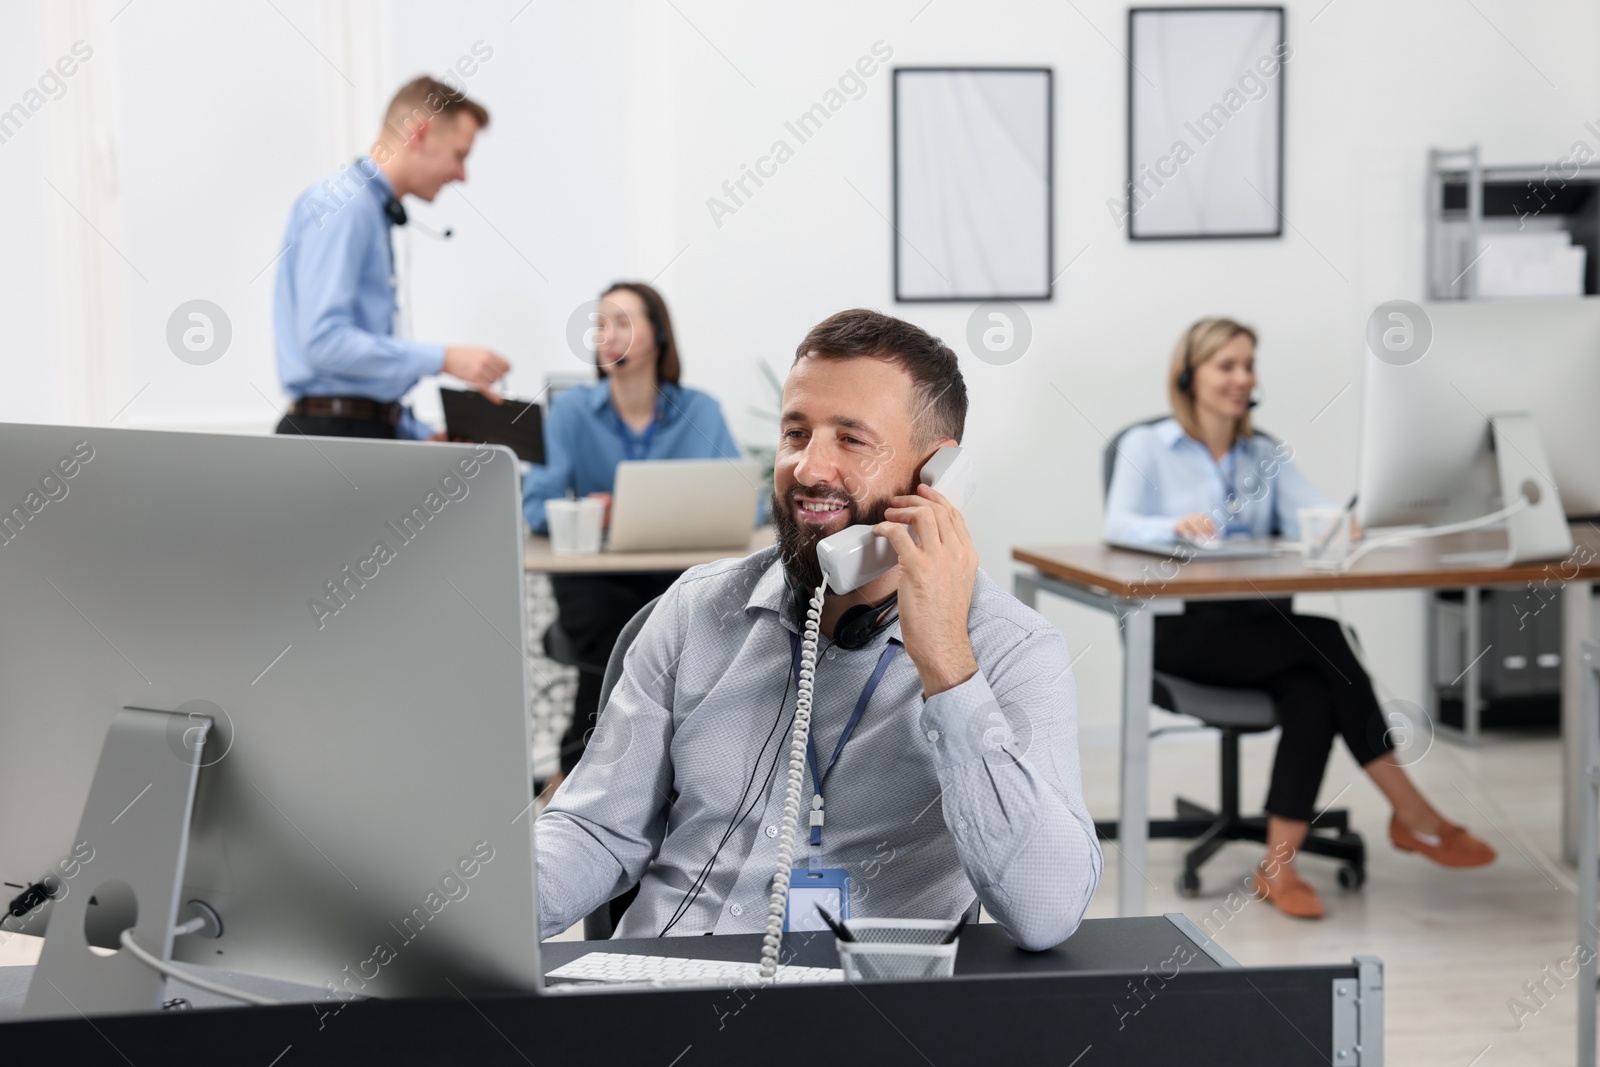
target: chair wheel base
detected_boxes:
[1176,870,1201,897]
[1337,864,1366,890]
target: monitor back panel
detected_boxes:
[0,425,539,997]
[1358,296,1600,525]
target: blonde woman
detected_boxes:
[1104,318,1494,919]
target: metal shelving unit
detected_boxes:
[1426,144,1600,299]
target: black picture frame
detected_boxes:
[892,66,1054,302]
[1126,6,1286,241]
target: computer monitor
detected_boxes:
[0,424,540,1009]
[1356,296,1600,529]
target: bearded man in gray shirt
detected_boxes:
[534,309,1102,951]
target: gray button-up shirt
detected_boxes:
[534,545,1102,951]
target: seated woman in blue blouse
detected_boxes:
[1105,317,1494,919]
[524,281,741,788]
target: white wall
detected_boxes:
[3,0,1597,732]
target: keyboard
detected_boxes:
[545,951,843,988]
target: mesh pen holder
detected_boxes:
[835,918,960,982]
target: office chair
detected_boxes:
[1103,418,1365,896]
[542,620,605,677]
[541,605,610,783]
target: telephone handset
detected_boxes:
[816,446,976,594]
[757,445,974,982]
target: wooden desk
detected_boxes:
[525,527,775,574]
[1013,524,1600,916]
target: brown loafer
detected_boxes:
[1250,866,1325,920]
[1390,816,1496,868]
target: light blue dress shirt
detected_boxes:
[521,380,743,533]
[1103,417,1332,543]
[535,545,1103,948]
[273,156,445,440]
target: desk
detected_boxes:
[2,919,1384,1065]
[525,527,775,574]
[1013,524,1600,916]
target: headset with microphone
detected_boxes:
[786,579,898,651]
[384,196,454,240]
[1177,321,1259,409]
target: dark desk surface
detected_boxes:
[540,915,1229,980]
[5,916,1369,1066]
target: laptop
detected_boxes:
[1106,536,1283,561]
[608,458,764,552]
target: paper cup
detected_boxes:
[1299,507,1351,568]
[547,500,584,555]
[574,497,606,554]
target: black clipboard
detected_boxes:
[439,387,545,464]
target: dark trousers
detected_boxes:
[274,414,398,440]
[551,572,681,776]
[1153,600,1393,823]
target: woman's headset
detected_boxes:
[1176,320,1258,409]
[1175,323,1200,396]
[599,284,671,376]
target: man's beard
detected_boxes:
[771,479,907,599]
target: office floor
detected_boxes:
[1080,726,1582,1067]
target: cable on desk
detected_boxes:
[119,917,280,1006]
[1336,496,1530,573]
[1329,496,1532,700]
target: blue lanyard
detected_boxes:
[609,393,665,462]
[788,631,900,849]
[1217,449,1250,534]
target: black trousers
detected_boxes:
[1152,600,1393,823]
[274,414,398,440]
[551,572,681,776]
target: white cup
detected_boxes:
[1299,507,1352,568]
[546,500,581,554]
[574,497,606,553]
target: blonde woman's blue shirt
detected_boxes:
[1103,417,1332,543]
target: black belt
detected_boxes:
[289,396,404,425]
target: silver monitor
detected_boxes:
[0,424,539,1003]
[1356,296,1600,529]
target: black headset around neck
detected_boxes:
[786,579,899,651]
[383,193,453,239]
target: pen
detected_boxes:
[814,905,854,942]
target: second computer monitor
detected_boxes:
[1357,296,1600,529]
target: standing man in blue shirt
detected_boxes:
[273,76,510,440]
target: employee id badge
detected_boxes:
[784,868,851,932]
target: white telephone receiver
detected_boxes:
[816,446,975,594]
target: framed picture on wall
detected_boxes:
[893,67,1053,302]
[1125,6,1286,240]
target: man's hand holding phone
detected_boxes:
[874,484,980,698]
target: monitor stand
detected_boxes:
[23,708,209,1018]
[1440,412,1573,567]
